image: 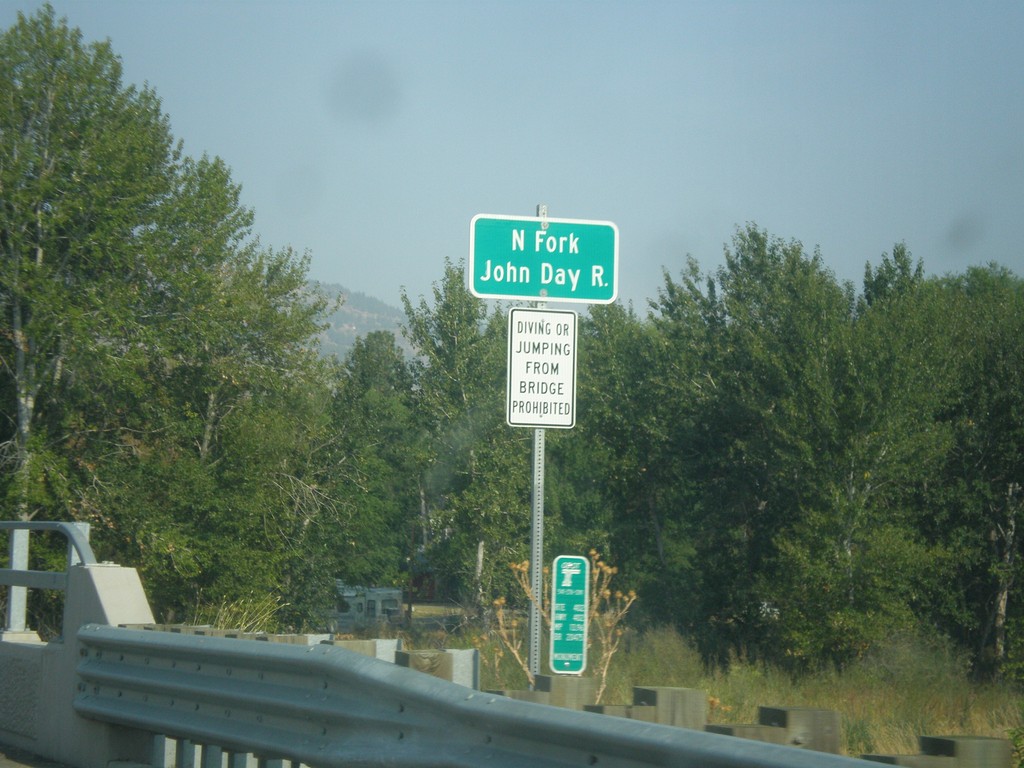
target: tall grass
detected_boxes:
[186,592,285,634]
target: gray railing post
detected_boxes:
[3,521,94,634]
[68,522,91,566]
[5,526,29,632]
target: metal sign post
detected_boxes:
[529,426,545,680]
[470,203,617,683]
[508,303,577,680]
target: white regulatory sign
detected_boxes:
[507,307,578,429]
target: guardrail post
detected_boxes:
[4,527,29,633]
[199,744,223,768]
[151,735,170,768]
[176,739,196,768]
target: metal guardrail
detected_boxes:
[0,520,96,588]
[74,624,874,768]
[1,521,96,633]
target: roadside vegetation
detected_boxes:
[3,10,1023,757]
[374,619,1024,760]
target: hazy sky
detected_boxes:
[4,1,1022,308]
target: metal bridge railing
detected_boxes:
[74,623,874,768]
[1,521,95,635]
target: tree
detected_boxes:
[760,247,962,669]
[927,266,1024,675]
[649,227,956,668]
[0,6,176,519]
[565,301,690,621]
[401,261,530,609]
[326,330,419,588]
[651,228,857,662]
[0,8,337,627]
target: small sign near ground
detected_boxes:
[550,554,590,674]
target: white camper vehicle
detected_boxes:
[328,581,403,633]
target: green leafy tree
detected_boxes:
[326,330,419,588]
[0,6,176,519]
[652,228,856,662]
[0,8,336,627]
[401,261,530,609]
[564,301,691,620]
[764,249,959,668]
[927,266,1024,676]
[651,227,954,668]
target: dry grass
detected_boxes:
[458,624,1024,758]
[186,592,285,634]
[620,627,1022,757]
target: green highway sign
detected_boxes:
[550,554,590,674]
[469,214,618,304]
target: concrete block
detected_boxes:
[191,628,242,638]
[533,674,597,710]
[327,638,402,662]
[860,755,956,767]
[395,648,479,689]
[396,649,452,678]
[0,631,42,644]
[65,564,155,630]
[262,633,322,644]
[919,735,1013,768]
[633,686,707,729]
[445,648,480,689]
[199,744,223,768]
[758,706,842,753]
[706,723,789,745]
[584,704,659,723]
[490,689,551,704]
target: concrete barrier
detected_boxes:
[633,686,708,728]
[323,637,402,662]
[0,563,155,768]
[533,674,597,710]
[759,706,842,753]
[863,735,1013,767]
[394,648,479,689]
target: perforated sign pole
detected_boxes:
[473,204,611,682]
[507,302,577,680]
[529,426,544,681]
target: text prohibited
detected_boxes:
[507,308,577,429]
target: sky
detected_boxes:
[3,0,1022,309]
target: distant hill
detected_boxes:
[314,283,408,360]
